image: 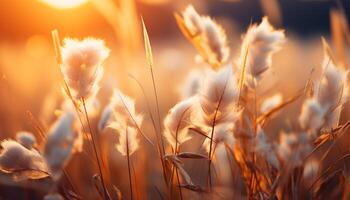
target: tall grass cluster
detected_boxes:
[0,4,350,200]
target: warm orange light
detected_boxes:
[38,0,88,9]
[139,0,170,5]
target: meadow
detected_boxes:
[0,1,350,200]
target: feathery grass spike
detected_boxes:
[142,17,154,68]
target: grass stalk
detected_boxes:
[207,79,229,191]
[82,98,109,200]
[126,127,134,200]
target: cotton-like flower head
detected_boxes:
[110,89,143,128]
[179,69,203,99]
[44,111,82,180]
[303,159,319,181]
[60,38,109,100]
[0,140,47,173]
[254,127,279,169]
[98,104,113,132]
[316,50,349,128]
[194,66,239,126]
[113,126,139,156]
[182,5,203,36]
[163,97,194,149]
[203,123,235,153]
[278,132,311,167]
[201,17,230,67]
[317,53,349,109]
[299,98,326,132]
[61,97,100,118]
[15,131,37,149]
[260,94,282,114]
[109,90,142,156]
[239,17,285,83]
[179,5,229,68]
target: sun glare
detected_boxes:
[38,0,88,9]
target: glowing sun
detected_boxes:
[38,0,88,9]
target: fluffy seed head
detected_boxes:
[110,89,143,128]
[239,17,285,81]
[317,53,349,109]
[278,132,311,167]
[163,97,194,148]
[182,5,203,36]
[303,159,319,180]
[109,90,142,156]
[0,140,47,173]
[260,94,282,113]
[98,104,113,132]
[254,127,280,169]
[299,98,326,132]
[44,111,82,180]
[203,123,235,153]
[179,69,203,99]
[181,5,230,67]
[194,66,239,126]
[60,38,109,100]
[15,131,36,149]
[201,17,230,67]
[316,51,349,128]
[112,126,139,156]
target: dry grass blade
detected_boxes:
[180,184,209,193]
[112,185,123,200]
[176,152,208,160]
[5,168,50,181]
[51,30,62,64]
[237,45,249,104]
[141,18,168,188]
[165,155,193,186]
[174,13,195,43]
[188,126,211,139]
[313,121,350,146]
[308,152,350,192]
[92,174,111,200]
[321,37,336,64]
[257,91,303,126]
[141,17,154,68]
[25,111,47,141]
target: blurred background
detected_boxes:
[1,0,350,39]
[0,0,348,129]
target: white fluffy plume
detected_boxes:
[239,17,285,86]
[109,90,142,156]
[193,66,239,127]
[15,131,37,149]
[60,38,109,99]
[164,97,194,149]
[44,111,82,180]
[0,140,47,174]
[203,123,235,153]
[315,50,349,128]
[181,5,230,68]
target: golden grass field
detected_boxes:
[0,0,350,199]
